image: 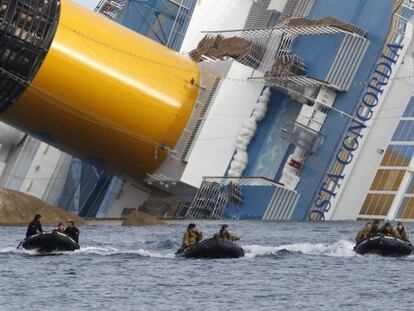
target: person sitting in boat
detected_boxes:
[26,214,43,238]
[355,219,381,244]
[182,223,203,248]
[380,222,400,238]
[56,223,65,233]
[65,221,80,243]
[397,222,409,241]
[213,224,240,241]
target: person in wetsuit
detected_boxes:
[26,214,43,238]
[52,222,65,234]
[213,224,240,241]
[64,221,80,243]
[56,223,65,233]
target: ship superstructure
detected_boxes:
[1,0,414,221]
[143,0,414,221]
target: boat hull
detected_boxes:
[22,232,80,252]
[354,234,413,256]
[176,238,244,259]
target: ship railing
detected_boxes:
[186,177,282,220]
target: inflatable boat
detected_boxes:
[354,234,413,256]
[176,238,244,259]
[20,231,79,252]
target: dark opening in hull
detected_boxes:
[0,0,61,112]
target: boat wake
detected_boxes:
[0,245,175,258]
[2,240,389,259]
[0,246,42,256]
[243,240,356,258]
[72,246,175,258]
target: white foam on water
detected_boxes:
[0,245,175,258]
[0,246,22,254]
[3,241,413,259]
[243,240,356,258]
[0,246,41,256]
[73,246,175,258]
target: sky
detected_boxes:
[74,0,100,10]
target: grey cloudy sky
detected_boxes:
[74,0,100,9]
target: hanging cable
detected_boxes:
[60,21,414,91]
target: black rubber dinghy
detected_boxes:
[21,231,80,252]
[354,234,413,256]
[176,238,244,259]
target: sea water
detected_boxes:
[0,221,413,310]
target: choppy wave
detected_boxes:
[145,239,178,250]
[243,240,356,258]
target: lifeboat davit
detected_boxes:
[21,231,80,252]
[354,234,413,256]
[176,238,244,259]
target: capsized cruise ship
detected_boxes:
[1,0,414,221]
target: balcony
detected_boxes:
[281,121,324,154]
